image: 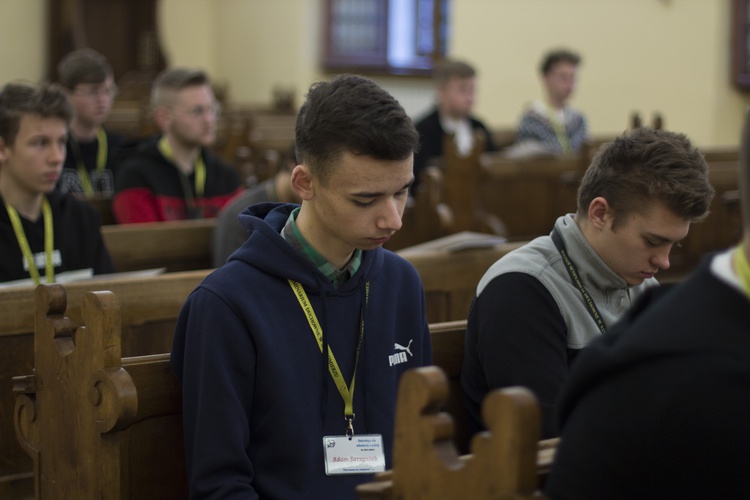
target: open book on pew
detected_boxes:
[397,231,507,255]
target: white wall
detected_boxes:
[450,0,749,147]
[0,0,47,83]
[158,0,218,76]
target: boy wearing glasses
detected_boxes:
[113,68,241,223]
[57,48,124,196]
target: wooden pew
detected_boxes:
[398,232,524,323]
[244,111,297,184]
[385,166,454,251]
[441,132,508,236]
[13,285,187,499]
[700,145,739,163]
[429,320,470,454]
[0,270,209,499]
[102,218,215,272]
[436,134,589,241]
[356,366,556,499]
[11,284,480,499]
[479,153,584,240]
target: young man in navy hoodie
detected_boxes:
[171,74,432,499]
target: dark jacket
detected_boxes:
[0,191,114,283]
[171,202,432,499]
[546,255,750,499]
[113,136,241,223]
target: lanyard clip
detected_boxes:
[346,414,355,440]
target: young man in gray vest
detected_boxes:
[546,111,750,500]
[461,127,714,438]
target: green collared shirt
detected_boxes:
[282,207,362,288]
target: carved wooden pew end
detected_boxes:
[13,284,187,499]
[357,366,554,499]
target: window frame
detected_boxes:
[732,0,750,90]
[322,0,448,77]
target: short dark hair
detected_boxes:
[57,48,113,89]
[540,49,581,75]
[577,128,714,224]
[0,81,74,146]
[433,59,476,86]
[294,74,419,183]
[151,68,211,107]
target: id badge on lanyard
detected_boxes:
[323,434,385,475]
[288,279,386,475]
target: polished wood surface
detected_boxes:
[102,218,215,273]
[0,270,208,497]
[356,366,555,499]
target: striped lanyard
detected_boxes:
[6,197,54,285]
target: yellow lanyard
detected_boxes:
[734,244,750,298]
[546,103,571,153]
[73,127,108,197]
[158,136,206,197]
[6,197,54,285]
[288,279,368,437]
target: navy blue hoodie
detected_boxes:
[171,202,432,499]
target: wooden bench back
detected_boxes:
[398,233,524,322]
[102,218,215,272]
[441,132,511,237]
[479,153,584,240]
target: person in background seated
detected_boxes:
[545,111,750,500]
[212,147,301,267]
[57,48,124,196]
[461,128,714,439]
[514,48,587,156]
[171,74,432,498]
[412,59,496,192]
[113,68,241,223]
[0,81,114,285]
